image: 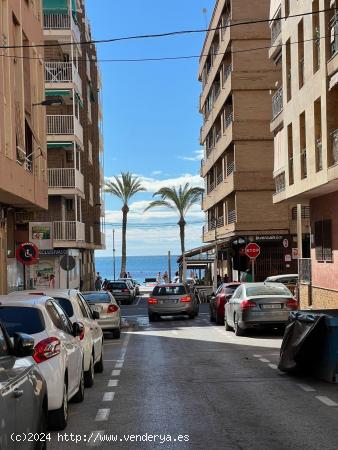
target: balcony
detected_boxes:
[43,13,81,44]
[330,129,338,166]
[48,168,84,197]
[273,172,286,195]
[45,61,82,96]
[223,64,232,87]
[226,160,235,177]
[224,112,233,129]
[300,149,307,179]
[272,87,283,120]
[227,209,237,224]
[47,115,83,145]
[271,17,282,46]
[53,221,85,243]
[316,138,323,171]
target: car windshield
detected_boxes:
[246,284,291,297]
[223,286,239,294]
[53,297,74,317]
[109,283,127,290]
[152,286,186,296]
[83,293,111,303]
[0,306,45,336]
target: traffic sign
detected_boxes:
[245,243,261,260]
[60,255,76,271]
[16,242,39,265]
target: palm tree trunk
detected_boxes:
[178,217,186,282]
[120,204,129,277]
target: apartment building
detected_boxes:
[20,0,105,290]
[269,0,338,308]
[0,0,48,294]
[199,0,309,281]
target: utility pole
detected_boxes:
[113,229,116,281]
[168,251,172,283]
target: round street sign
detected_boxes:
[60,255,76,271]
[245,243,261,260]
[16,242,39,265]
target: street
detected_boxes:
[49,296,338,450]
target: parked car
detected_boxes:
[0,320,48,449]
[0,294,84,430]
[82,291,121,339]
[210,282,241,324]
[264,274,298,295]
[38,290,104,388]
[105,281,134,305]
[118,278,141,296]
[148,283,199,321]
[224,282,298,336]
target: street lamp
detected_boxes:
[33,98,64,107]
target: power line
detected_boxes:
[104,221,204,228]
[0,8,333,50]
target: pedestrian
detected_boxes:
[223,274,229,283]
[95,272,102,291]
[127,272,132,278]
[102,278,108,289]
[163,271,169,283]
[156,272,161,284]
[49,274,55,289]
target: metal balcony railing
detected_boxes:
[44,62,82,94]
[48,168,84,192]
[298,258,312,284]
[271,17,282,45]
[331,129,338,165]
[300,149,307,178]
[330,15,338,56]
[16,146,33,173]
[43,13,80,43]
[274,172,286,194]
[216,216,224,228]
[223,64,232,86]
[226,161,235,176]
[53,221,85,241]
[216,173,223,185]
[224,112,233,129]
[208,181,215,193]
[272,87,283,120]
[47,115,74,134]
[316,138,323,171]
[227,209,236,224]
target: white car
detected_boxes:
[82,291,121,338]
[35,289,104,388]
[0,294,84,430]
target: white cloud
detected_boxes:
[151,170,162,176]
[179,149,204,161]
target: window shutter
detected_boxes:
[322,220,332,261]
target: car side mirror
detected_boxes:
[72,321,84,337]
[92,310,100,320]
[13,333,35,357]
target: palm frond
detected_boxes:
[144,200,175,212]
[105,172,145,205]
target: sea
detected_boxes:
[95,255,180,283]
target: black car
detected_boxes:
[0,321,48,449]
[105,281,133,304]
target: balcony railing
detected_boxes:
[274,172,286,194]
[316,138,323,171]
[272,87,283,120]
[208,181,215,193]
[331,129,338,165]
[43,13,80,43]
[224,112,233,129]
[47,115,83,143]
[216,173,223,185]
[288,156,294,185]
[45,62,82,94]
[16,146,33,173]
[226,161,235,176]
[53,221,85,242]
[216,216,224,228]
[220,15,230,39]
[271,17,282,45]
[300,149,307,178]
[299,57,305,87]
[227,209,236,224]
[298,258,312,284]
[330,15,338,56]
[48,168,84,193]
[223,64,232,86]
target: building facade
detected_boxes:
[269,0,338,308]
[199,0,308,282]
[0,0,48,294]
[20,0,105,291]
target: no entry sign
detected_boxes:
[245,243,261,260]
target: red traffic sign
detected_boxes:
[16,242,39,265]
[245,243,261,260]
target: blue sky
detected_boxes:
[86,0,214,256]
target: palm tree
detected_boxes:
[105,172,145,277]
[145,183,204,261]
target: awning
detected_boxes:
[273,128,286,176]
[270,0,281,22]
[43,0,68,14]
[75,92,84,108]
[45,89,71,97]
[47,142,74,149]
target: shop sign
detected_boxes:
[39,249,67,256]
[255,235,284,241]
[29,222,53,250]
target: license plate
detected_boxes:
[262,304,282,309]
[91,305,101,313]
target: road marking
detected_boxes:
[253,354,262,358]
[103,392,115,402]
[108,379,119,387]
[268,364,278,369]
[111,369,121,376]
[115,362,123,368]
[95,409,110,421]
[87,431,104,447]
[315,396,338,406]
[259,358,270,363]
[172,330,178,335]
[297,384,316,392]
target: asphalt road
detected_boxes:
[49,296,338,450]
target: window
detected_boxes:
[0,327,9,357]
[246,285,291,296]
[0,306,45,336]
[53,297,74,318]
[300,112,307,179]
[286,40,291,101]
[298,20,305,88]
[152,286,187,296]
[46,301,64,330]
[312,1,320,73]
[52,301,73,335]
[82,292,111,303]
[288,123,294,185]
[76,294,89,318]
[314,219,332,261]
[314,98,322,171]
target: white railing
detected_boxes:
[47,115,83,143]
[45,62,82,95]
[48,168,84,193]
[43,13,80,43]
[100,232,106,247]
[16,146,33,173]
[272,87,283,119]
[53,221,85,241]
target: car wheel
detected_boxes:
[225,316,232,331]
[209,308,215,322]
[112,328,121,339]
[48,379,68,431]
[148,314,158,322]
[35,400,48,449]
[95,343,104,373]
[72,366,85,403]
[215,311,224,325]
[234,315,245,336]
[84,354,94,388]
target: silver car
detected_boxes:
[224,282,298,336]
[83,291,121,339]
[105,281,133,305]
[148,283,199,321]
[0,321,48,448]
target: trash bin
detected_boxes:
[279,310,338,383]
